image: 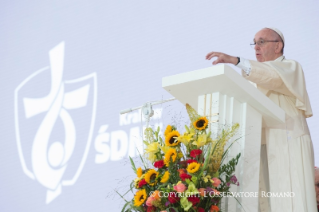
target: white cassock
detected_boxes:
[238,55,317,212]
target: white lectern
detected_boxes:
[162,65,285,212]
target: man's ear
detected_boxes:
[275,42,283,54]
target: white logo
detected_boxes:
[14,42,97,204]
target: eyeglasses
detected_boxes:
[250,40,279,48]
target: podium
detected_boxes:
[162,65,285,212]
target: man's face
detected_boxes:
[254,29,279,62]
[315,170,319,204]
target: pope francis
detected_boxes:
[206,27,317,212]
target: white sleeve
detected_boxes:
[236,57,251,75]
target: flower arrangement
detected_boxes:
[119,104,241,212]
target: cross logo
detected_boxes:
[14,42,97,203]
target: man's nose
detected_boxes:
[254,44,260,51]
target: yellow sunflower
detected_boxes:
[134,189,147,206]
[160,171,170,183]
[165,131,181,146]
[164,125,172,136]
[193,117,209,130]
[137,167,143,178]
[187,162,201,173]
[144,169,159,186]
[164,148,177,166]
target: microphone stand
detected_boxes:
[120,97,176,129]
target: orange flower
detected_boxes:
[177,169,186,175]
[151,190,160,200]
[210,205,219,212]
[198,188,206,197]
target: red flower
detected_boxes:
[190,149,202,158]
[138,179,147,188]
[187,196,200,206]
[187,159,198,164]
[154,160,165,168]
[168,192,180,204]
[180,173,192,181]
[198,208,205,212]
[147,206,156,212]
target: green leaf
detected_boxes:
[159,136,163,145]
[121,201,131,212]
[129,181,135,194]
[185,125,190,133]
[220,136,242,165]
[129,156,137,173]
[136,148,147,169]
[199,143,212,178]
[185,179,191,185]
[115,190,129,203]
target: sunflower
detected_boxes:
[187,162,201,173]
[160,171,170,183]
[164,125,172,136]
[193,117,208,130]
[134,189,147,206]
[164,148,177,166]
[145,169,159,186]
[165,131,181,146]
[137,167,143,178]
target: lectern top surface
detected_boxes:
[162,64,285,125]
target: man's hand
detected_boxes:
[206,52,238,65]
